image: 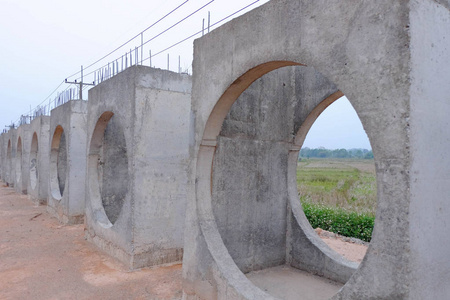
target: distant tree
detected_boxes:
[299,147,373,160]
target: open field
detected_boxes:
[297,158,377,215]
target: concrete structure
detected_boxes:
[4,129,17,187]
[85,66,191,269]
[28,116,51,204]
[0,133,4,181]
[183,0,450,299]
[13,124,31,194]
[47,100,87,224]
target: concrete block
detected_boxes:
[85,65,191,269]
[47,100,87,224]
[183,0,450,299]
[3,129,16,187]
[13,124,32,194]
[27,116,51,205]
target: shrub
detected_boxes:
[302,202,374,242]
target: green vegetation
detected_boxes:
[297,157,376,242]
[300,147,373,159]
[302,201,374,242]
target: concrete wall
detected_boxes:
[47,100,87,224]
[28,116,51,204]
[85,65,191,269]
[183,0,450,299]
[409,1,450,299]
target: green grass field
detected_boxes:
[297,158,376,241]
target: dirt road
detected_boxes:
[0,185,367,300]
[0,185,182,300]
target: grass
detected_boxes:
[297,158,376,242]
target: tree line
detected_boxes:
[299,147,373,159]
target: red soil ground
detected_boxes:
[0,185,367,300]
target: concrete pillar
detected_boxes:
[47,100,87,224]
[28,116,51,205]
[14,124,31,194]
[183,0,450,299]
[85,65,191,269]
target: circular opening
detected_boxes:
[30,132,39,190]
[50,126,67,200]
[198,62,378,299]
[15,137,22,183]
[297,97,376,261]
[88,112,129,226]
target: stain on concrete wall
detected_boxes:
[99,114,128,224]
[57,131,67,196]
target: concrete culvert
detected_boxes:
[15,137,22,184]
[86,66,191,269]
[30,132,38,190]
[98,113,129,225]
[50,125,66,200]
[210,66,361,299]
[6,139,11,185]
[57,130,67,196]
[47,100,88,224]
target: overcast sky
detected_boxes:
[0,0,370,149]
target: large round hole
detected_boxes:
[50,126,67,200]
[15,137,22,183]
[88,112,128,226]
[297,97,375,263]
[208,64,373,299]
[30,132,39,190]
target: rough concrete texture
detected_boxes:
[47,100,87,224]
[13,124,31,194]
[86,65,191,269]
[27,116,51,205]
[183,0,450,299]
[409,1,450,299]
[246,265,342,300]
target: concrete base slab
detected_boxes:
[85,232,183,270]
[247,265,342,300]
[46,204,84,225]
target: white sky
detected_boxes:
[0,0,370,149]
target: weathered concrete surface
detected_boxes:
[246,265,342,300]
[14,125,31,194]
[183,0,450,299]
[409,1,450,299]
[47,100,87,224]
[86,65,191,269]
[27,116,51,205]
